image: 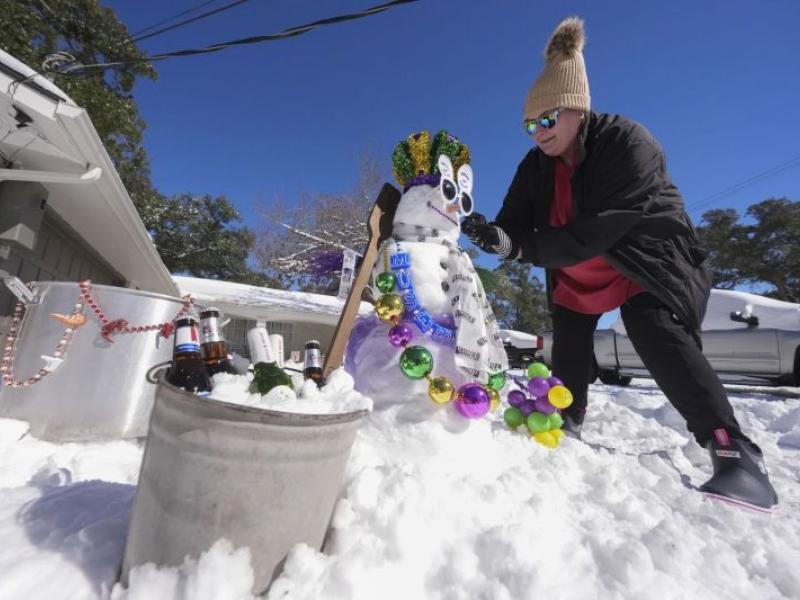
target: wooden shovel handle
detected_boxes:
[323,183,400,379]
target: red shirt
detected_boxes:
[549,156,644,314]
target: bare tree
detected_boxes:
[255,151,385,293]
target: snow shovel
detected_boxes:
[323,183,400,379]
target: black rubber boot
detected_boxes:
[700,429,778,512]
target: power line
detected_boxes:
[687,155,800,213]
[43,0,420,75]
[132,0,253,44]
[130,0,226,39]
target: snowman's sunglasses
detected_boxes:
[440,177,474,217]
[524,108,564,135]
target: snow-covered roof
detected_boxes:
[173,276,373,326]
[498,328,539,348]
[612,288,800,333]
[0,50,176,296]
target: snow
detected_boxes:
[173,276,373,326]
[1,376,799,599]
[209,367,373,415]
[612,289,800,333]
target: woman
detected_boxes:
[463,16,777,511]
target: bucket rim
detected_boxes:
[157,377,371,426]
[31,280,186,304]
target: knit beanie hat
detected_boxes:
[523,16,590,120]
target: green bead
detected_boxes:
[526,362,550,379]
[399,345,434,379]
[487,371,506,391]
[503,407,524,429]
[526,411,551,434]
[376,272,396,294]
[548,413,564,430]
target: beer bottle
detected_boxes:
[199,307,237,376]
[303,339,324,384]
[246,326,293,395]
[166,316,212,394]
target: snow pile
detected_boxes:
[209,367,373,415]
[1,378,799,599]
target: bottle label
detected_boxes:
[201,316,223,343]
[304,348,322,369]
[175,324,201,353]
[247,327,275,364]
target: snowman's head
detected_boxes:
[391,130,475,238]
[392,155,474,237]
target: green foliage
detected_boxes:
[487,261,551,333]
[697,198,800,302]
[151,193,264,283]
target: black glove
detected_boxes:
[461,213,500,253]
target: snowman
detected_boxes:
[345,130,508,417]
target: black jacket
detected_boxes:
[494,112,711,331]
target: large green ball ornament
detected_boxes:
[487,371,506,391]
[376,272,396,294]
[428,376,454,404]
[376,293,404,323]
[526,411,551,434]
[527,362,550,379]
[399,345,434,379]
[503,407,524,429]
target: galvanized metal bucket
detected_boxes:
[0,281,185,441]
[120,379,368,595]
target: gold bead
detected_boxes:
[428,376,454,404]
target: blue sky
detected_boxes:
[105,0,799,323]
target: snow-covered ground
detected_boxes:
[1,377,799,600]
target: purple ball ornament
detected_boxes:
[455,383,491,419]
[507,389,526,408]
[518,399,537,417]
[533,397,556,415]
[547,376,563,387]
[388,323,413,348]
[527,376,551,399]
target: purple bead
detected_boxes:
[388,323,413,348]
[547,376,563,387]
[507,389,526,408]
[527,376,551,399]
[455,383,490,419]
[534,397,556,415]
[519,399,537,416]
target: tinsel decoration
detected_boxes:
[391,129,471,191]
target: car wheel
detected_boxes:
[598,369,632,386]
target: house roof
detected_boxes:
[173,276,373,326]
[0,50,177,296]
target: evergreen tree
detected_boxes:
[488,261,551,333]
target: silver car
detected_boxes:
[538,290,800,387]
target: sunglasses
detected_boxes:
[523,108,563,135]
[441,177,474,217]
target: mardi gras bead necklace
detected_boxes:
[373,242,506,418]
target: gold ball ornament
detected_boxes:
[428,376,455,404]
[375,293,404,323]
[487,388,501,411]
[547,385,574,410]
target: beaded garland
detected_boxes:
[374,244,505,418]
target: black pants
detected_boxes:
[551,293,747,446]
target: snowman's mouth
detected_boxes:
[426,200,459,227]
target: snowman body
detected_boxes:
[345,184,475,405]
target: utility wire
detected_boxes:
[42,0,420,75]
[132,0,252,43]
[130,0,226,39]
[686,155,800,213]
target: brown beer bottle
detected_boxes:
[199,307,237,376]
[303,339,324,384]
[166,316,212,395]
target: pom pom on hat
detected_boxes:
[524,16,590,121]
